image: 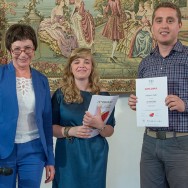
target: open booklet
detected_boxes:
[86,95,119,138]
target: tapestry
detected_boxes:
[0,0,188,93]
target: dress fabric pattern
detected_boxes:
[52,89,115,188]
[16,77,32,96]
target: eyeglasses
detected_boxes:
[11,46,34,55]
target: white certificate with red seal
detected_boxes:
[86,95,119,137]
[136,76,169,127]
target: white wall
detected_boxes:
[41,95,145,188]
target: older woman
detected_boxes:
[0,24,55,188]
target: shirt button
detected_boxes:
[161,67,162,70]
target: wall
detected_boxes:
[40,95,145,188]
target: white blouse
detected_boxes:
[15,77,39,143]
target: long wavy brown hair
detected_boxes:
[61,48,101,103]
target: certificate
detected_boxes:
[136,77,169,127]
[86,95,119,137]
[88,95,119,124]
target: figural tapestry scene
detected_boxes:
[0,0,188,93]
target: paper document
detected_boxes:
[136,76,169,127]
[87,95,119,137]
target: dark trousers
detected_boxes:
[140,133,188,188]
[0,138,45,188]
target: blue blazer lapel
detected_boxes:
[31,69,41,118]
[6,63,18,116]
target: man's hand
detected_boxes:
[165,95,185,112]
[128,94,137,111]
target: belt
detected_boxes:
[145,128,188,140]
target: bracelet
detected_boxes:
[64,127,72,138]
[98,124,106,132]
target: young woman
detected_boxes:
[52,48,115,188]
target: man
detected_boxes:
[128,2,188,188]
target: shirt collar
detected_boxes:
[150,40,184,56]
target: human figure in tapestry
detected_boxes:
[38,0,78,58]
[71,0,95,53]
[102,0,125,63]
[117,0,154,58]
